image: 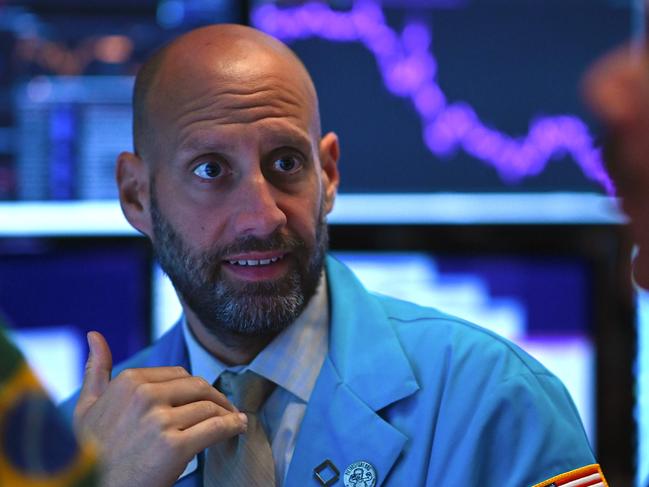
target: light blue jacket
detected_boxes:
[62,256,596,486]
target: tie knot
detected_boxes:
[218,371,275,413]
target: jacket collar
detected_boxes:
[325,255,419,411]
[285,256,419,486]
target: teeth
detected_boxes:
[227,255,283,266]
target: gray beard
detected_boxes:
[150,193,328,347]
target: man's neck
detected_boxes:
[183,309,275,366]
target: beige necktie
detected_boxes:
[204,371,276,487]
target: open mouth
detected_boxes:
[221,253,290,281]
[226,255,285,266]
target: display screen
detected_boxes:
[250,0,630,194]
[0,237,152,401]
[0,0,633,200]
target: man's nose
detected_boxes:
[230,174,287,238]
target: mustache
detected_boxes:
[206,230,307,262]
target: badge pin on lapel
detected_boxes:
[343,461,377,487]
[314,459,340,486]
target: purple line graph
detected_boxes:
[251,1,613,193]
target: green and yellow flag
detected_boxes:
[0,315,98,487]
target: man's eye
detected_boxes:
[193,161,223,179]
[273,156,302,173]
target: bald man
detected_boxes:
[583,46,649,290]
[62,25,605,487]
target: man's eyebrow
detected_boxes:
[269,134,312,151]
[176,122,315,156]
[263,126,314,150]
[177,136,235,154]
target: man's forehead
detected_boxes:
[162,55,307,100]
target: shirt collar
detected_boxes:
[182,273,329,403]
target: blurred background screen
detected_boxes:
[0,0,644,485]
[250,0,627,195]
[0,236,152,402]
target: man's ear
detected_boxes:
[319,132,340,214]
[116,151,153,238]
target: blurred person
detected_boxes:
[583,40,649,487]
[61,24,606,487]
[583,45,649,290]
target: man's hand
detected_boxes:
[73,331,247,487]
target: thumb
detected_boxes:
[76,331,113,417]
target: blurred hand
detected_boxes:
[73,331,247,487]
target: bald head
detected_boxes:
[132,24,320,158]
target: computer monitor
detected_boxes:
[0,234,153,402]
[250,0,631,195]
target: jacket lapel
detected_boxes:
[285,357,407,487]
[284,257,420,486]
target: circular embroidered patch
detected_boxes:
[343,461,377,487]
